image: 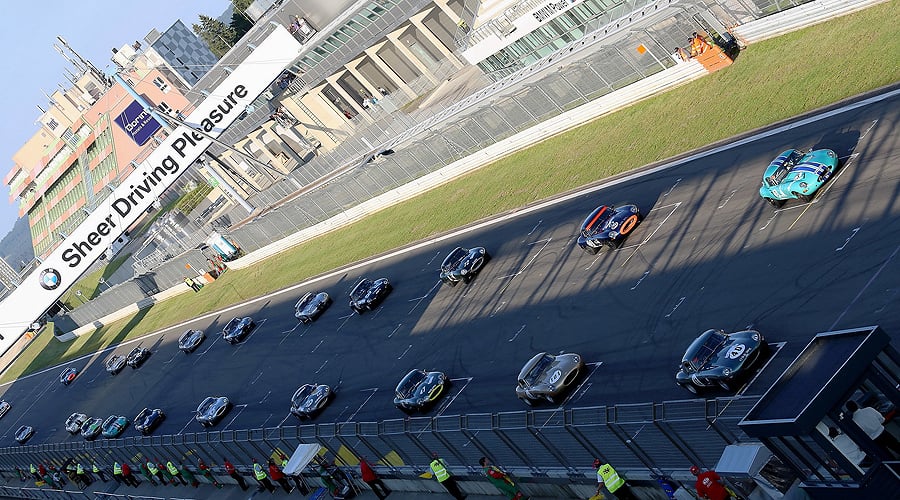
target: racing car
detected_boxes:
[126,347,152,368]
[101,415,129,438]
[15,425,34,444]
[393,369,448,413]
[134,408,166,435]
[105,355,127,375]
[59,367,78,385]
[515,352,584,406]
[65,413,88,434]
[759,148,839,207]
[290,384,333,419]
[80,417,103,440]
[295,291,332,323]
[676,329,767,393]
[349,277,393,314]
[196,396,233,427]
[439,246,490,286]
[178,329,206,353]
[576,204,642,254]
[0,400,10,419]
[223,317,255,344]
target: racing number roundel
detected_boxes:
[727,344,746,359]
[620,215,639,235]
[548,370,562,384]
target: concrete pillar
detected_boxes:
[386,31,440,86]
[363,44,415,98]
[410,10,464,68]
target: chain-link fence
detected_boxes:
[0,396,760,495]
[59,0,816,327]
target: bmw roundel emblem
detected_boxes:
[39,268,61,290]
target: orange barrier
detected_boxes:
[695,45,733,72]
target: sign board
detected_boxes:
[114,99,162,146]
[0,25,301,357]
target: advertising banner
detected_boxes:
[114,99,162,145]
[0,26,301,355]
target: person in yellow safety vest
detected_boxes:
[147,460,164,484]
[253,458,277,492]
[76,463,92,485]
[30,464,41,481]
[167,460,188,485]
[429,452,466,499]
[113,462,123,484]
[92,462,108,482]
[593,459,638,500]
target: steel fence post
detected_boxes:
[491,413,539,473]
[605,405,659,470]
[525,412,578,473]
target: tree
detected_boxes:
[230,0,254,41]
[192,15,236,58]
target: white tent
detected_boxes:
[282,443,323,475]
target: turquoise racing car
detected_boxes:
[759,148,839,207]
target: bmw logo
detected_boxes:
[39,268,61,290]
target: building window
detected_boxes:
[47,118,58,131]
[152,76,170,93]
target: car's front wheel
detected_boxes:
[764,197,785,208]
[583,246,599,255]
[681,383,698,395]
[718,379,733,391]
[795,192,812,203]
[521,397,534,407]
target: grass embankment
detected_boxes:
[4,2,898,384]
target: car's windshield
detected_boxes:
[522,354,554,385]
[396,370,426,398]
[296,293,313,310]
[441,248,467,270]
[690,332,727,368]
[351,279,373,300]
[292,385,314,404]
[225,318,239,331]
[581,207,612,236]
[198,398,214,413]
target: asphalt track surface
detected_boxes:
[0,90,898,448]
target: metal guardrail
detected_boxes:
[0,396,761,493]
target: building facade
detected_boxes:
[5,68,192,257]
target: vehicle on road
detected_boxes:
[223,317,255,344]
[393,369,447,413]
[126,347,152,368]
[178,329,206,353]
[134,408,166,435]
[515,352,585,406]
[295,291,332,323]
[349,277,392,313]
[15,425,33,444]
[576,204,642,254]
[196,396,233,427]
[439,246,490,286]
[676,329,767,393]
[0,400,10,419]
[80,417,103,440]
[105,355,127,375]
[101,415,129,438]
[65,413,88,434]
[59,367,78,385]
[290,384,333,420]
[759,148,839,207]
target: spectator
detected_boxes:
[817,423,867,466]
[360,458,391,499]
[252,458,276,492]
[846,400,900,457]
[180,462,199,487]
[268,459,292,493]
[690,465,734,500]
[429,452,466,499]
[121,462,140,487]
[593,459,637,500]
[377,86,389,96]
[479,457,525,499]
[224,458,249,490]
